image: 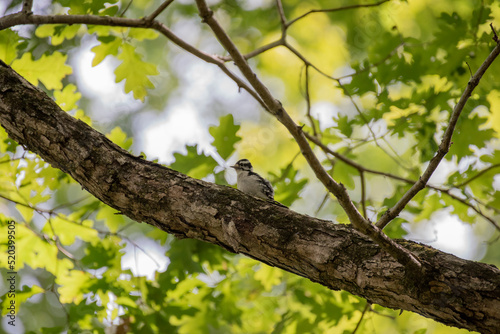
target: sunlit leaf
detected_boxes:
[209,114,241,160]
[170,145,218,179]
[115,43,159,101]
[11,52,72,90]
[106,126,133,150]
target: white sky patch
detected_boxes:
[311,101,339,131]
[121,237,169,280]
[404,210,485,260]
[72,36,142,122]
[136,103,213,164]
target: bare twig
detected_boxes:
[491,23,499,42]
[376,34,500,229]
[352,303,371,334]
[119,0,134,17]
[275,0,287,35]
[286,0,391,28]
[219,39,284,62]
[144,0,175,22]
[454,163,500,188]
[337,80,408,168]
[0,11,268,109]
[195,0,422,271]
[302,65,317,136]
[360,170,367,219]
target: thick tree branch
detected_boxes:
[0,61,499,333]
[195,0,422,272]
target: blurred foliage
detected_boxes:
[1,0,500,333]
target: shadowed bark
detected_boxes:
[0,60,499,333]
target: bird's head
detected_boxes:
[230,159,253,172]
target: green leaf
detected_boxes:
[91,37,121,66]
[106,126,133,150]
[170,145,218,179]
[11,52,72,90]
[96,204,125,233]
[128,28,160,41]
[115,43,159,101]
[209,114,241,160]
[42,215,98,245]
[271,165,308,206]
[332,160,357,190]
[54,84,81,112]
[254,264,283,291]
[16,204,34,223]
[449,115,494,160]
[0,285,44,316]
[35,24,82,45]
[56,270,93,304]
[382,218,407,239]
[0,29,21,64]
[337,115,354,138]
[414,193,443,222]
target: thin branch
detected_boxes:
[491,23,499,42]
[195,0,422,272]
[302,65,317,136]
[454,163,500,188]
[286,0,391,28]
[119,0,134,18]
[219,39,284,62]
[441,188,500,230]
[0,192,164,267]
[144,0,175,22]
[376,32,500,230]
[275,0,287,35]
[304,131,500,231]
[337,80,408,169]
[360,171,367,219]
[0,11,268,110]
[352,303,371,334]
[284,41,338,80]
[315,192,331,216]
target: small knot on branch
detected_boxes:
[490,23,499,43]
[200,9,214,23]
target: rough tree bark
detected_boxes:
[0,61,499,333]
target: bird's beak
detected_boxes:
[230,165,237,169]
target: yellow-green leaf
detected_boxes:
[91,37,121,66]
[128,28,159,41]
[56,270,93,304]
[115,43,158,101]
[0,29,20,64]
[54,84,81,111]
[35,24,83,45]
[42,215,98,245]
[11,52,72,90]
[106,126,133,150]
